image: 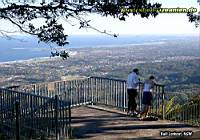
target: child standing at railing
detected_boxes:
[140,75,156,119]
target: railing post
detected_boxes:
[55,95,59,140]
[15,101,20,140]
[91,78,94,105]
[30,95,33,134]
[0,95,1,125]
[83,81,86,104]
[69,81,72,106]
[87,78,90,104]
[123,82,126,112]
[138,82,141,112]
[162,86,165,120]
[34,84,36,95]
[68,102,72,139]
[104,79,106,105]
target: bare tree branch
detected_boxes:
[1,15,38,35]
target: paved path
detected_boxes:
[71,106,200,140]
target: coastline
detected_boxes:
[0,41,166,64]
[0,51,78,65]
[0,34,199,63]
[0,57,57,65]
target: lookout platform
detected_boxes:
[1,77,200,139]
[71,106,200,140]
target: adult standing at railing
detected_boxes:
[127,68,140,116]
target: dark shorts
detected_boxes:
[142,92,153,106]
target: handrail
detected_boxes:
[165,99,200,127]
[1,76,199,140]
[15,77,165,116]
[0,88,71,139]
[1,88,55,100]
[89,77,165,118]
[90,76,126,82]
[1,76,166,139]
[18,76,89,90]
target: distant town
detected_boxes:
[0,36,199,104]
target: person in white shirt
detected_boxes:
[140,75,156,118]
[127,68,139,116]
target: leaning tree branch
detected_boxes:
[0,2,92,13]
[1,15,38,35]
[0,0,162,47]
[65,13,118,37]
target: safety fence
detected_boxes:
[17,76,165,118]
[0,88,71,140]
[2,76,200,140]
[165,99,200,127]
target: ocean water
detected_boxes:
[0,34,198,63]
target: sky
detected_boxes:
[0,0,200,36]
[64,0,200,35]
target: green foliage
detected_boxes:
[189,95,200,103]
[187,11,200,27]
[165,94,200,126]
[165,96,178,114]
[0,0,161,46]
[0,133,7,139]
[187,0,199,27]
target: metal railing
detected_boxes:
[18,77,93,107]
[0,88,71,140]
[17,76,165,118]
[165,99,200,127]
[89,77,165,119]
[2,76,199,140]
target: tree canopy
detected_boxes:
[0,0,162,46]
[0,0,199,52]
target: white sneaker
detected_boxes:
[137,114,141,118]
[133,111,138,115]
[127,112,132,116]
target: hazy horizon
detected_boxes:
[0,34,199,63]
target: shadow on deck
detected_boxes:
[71,106,200,140]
